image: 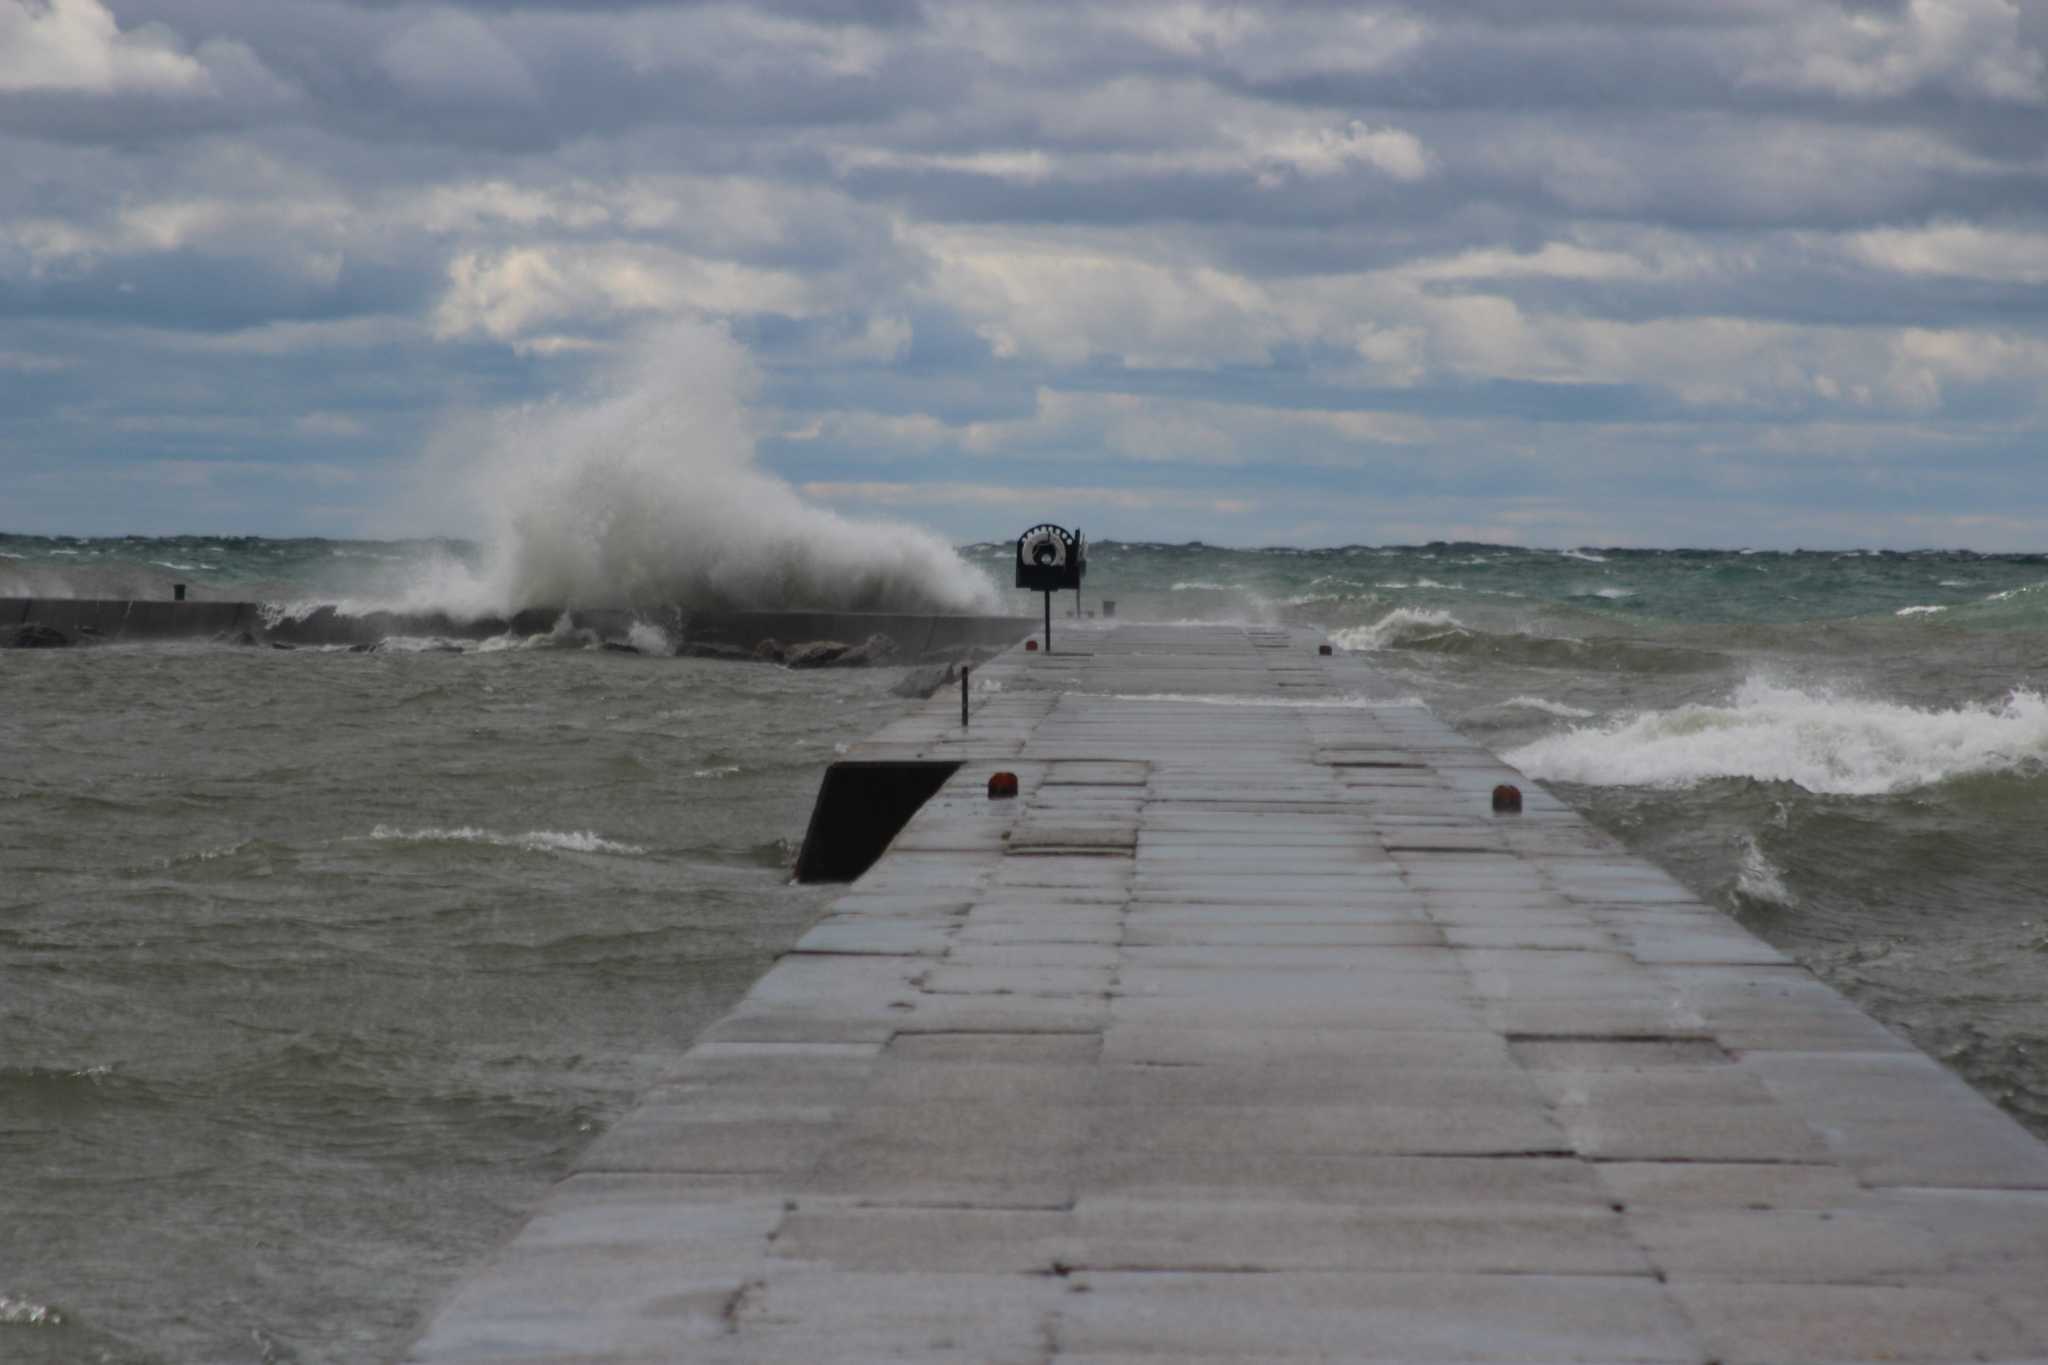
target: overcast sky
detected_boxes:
[3,0,2045,548]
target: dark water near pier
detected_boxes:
[4,533,2047,1362]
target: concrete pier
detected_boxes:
[404,623,2048,1363]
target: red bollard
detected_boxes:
[1025,639,1039,652]
[988,771,1019,799]
[1492,784,1523,813]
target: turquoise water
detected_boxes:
[5,532,2046,1362]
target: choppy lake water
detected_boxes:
[4,533,2046,1361]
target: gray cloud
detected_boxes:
[2,0,2045,545]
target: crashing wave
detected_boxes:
[1505,677,2048,796]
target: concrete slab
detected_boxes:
[1670,1281,2040,1363]
[404,623,2048,1364]
[1055,1272,1702,1362]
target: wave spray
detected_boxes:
[404,322,997,617]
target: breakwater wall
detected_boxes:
[0,598,1033,655]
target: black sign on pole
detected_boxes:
[1015,524,1085,654]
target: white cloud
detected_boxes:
[1252,120,1431,185]
[800,479,1255,517]
[431,245,811,342]
[780,388,1441,471]
[0,0,210,94]
[912,226,1291,368]
[1742,0,2044,104]
[1847,222,2048,284]
[1105,2,1269,59]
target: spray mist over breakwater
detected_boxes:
[387,323,998,619]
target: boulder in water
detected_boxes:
[9,623,71,648]
[891,661,960,698]
[784,640,852,669]
[677,639,755,661]
[753,638,788,664]
[786,633,900,669]
[844,632,899,666]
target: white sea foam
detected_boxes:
[380,321,997,618]
[368,635,471,654]
[1594,588,1636,600]
[368,825,647,855]
[0,1296,64,1327]
[1895,605,1946,616]
[1170,581,1230,591]
[1328,608,1465,652]
[1500,695,1596,719]
[1559,549,1608,563]
[626,621,673,656]
[1734,835,1796,907]
[1505,677,2048,796]
[692,765,741,779]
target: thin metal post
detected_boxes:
[1043,590,1052,653]
[960,665,970,728]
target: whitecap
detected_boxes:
[1595,588,1636,600]
[367,825,646,855]
[692,766,741,779]
[1734,835,1796,907]
[1500,695,1596,719]
[1559,549,1608,563]
[0,1296,63,1327]
[1505,677,2048,796]
[1895,605,1946,617]
[1170,581,1230,591]
[1328,608,1465,652]
[369,635,471,654]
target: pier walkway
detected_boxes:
[406,623,2048,1363]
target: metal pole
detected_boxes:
[960,665,970,728]
[1043,590,1052,653]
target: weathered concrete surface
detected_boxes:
[403,623,2048,1364]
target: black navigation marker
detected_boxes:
[1014,524,1085,654]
